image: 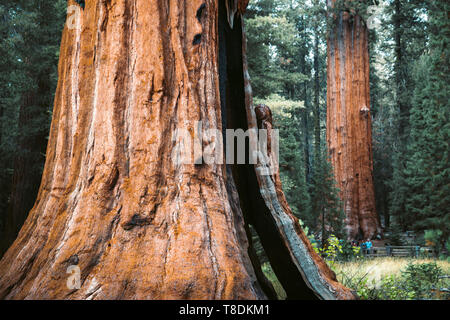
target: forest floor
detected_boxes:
[262,257,450,300]
[334,257,450,285]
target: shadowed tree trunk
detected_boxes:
[0,0,65,258]
[0,0,356,300]
[0,91,49,257]
[326,0,381,240]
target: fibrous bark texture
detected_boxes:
[0,0,355,300]
[326,0,381,240]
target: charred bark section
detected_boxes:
[218,0,354,300]
[219,1,276,300]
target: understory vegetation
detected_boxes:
[335,258,450,300]
[262,253,450,300]
[260,232,449,300]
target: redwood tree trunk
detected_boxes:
[0,0,355,300]
[326,0,381,240]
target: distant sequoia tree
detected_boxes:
[326,0,382,240]
[0,0,355,300]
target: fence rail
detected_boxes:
[363,246,435,258]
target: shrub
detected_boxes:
[338,261,448,300]
[401,262,446,299]
[338,240,362,261]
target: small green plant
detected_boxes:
[401,262,445,299]
[315,235,343,269]
[345,275,414,300]
[351,245,361,256]
[313,234,361,267]
[338,240,361,261]
[366,275,415,300]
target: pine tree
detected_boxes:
[0,0,66,256]
[404,0,450,248]
[386,0,428,232]
[279,129,312,222]
[0,3,18,232]
[245,0,307,99]
[310,147,345,245]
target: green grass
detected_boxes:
[334,257,450,287]
[334,257,450,300]
[261,257,450,300]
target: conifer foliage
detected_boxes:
[403,1,449,248]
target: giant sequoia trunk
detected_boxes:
[0,0,355,300]
[326,0,381,240]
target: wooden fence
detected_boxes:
[364,246,435,258]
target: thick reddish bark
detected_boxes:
[326,0,381,240]
[0,0,355,300]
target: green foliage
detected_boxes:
[380,1,449,246]
[317,235,343,269]
[386,224,405,246]
[246,15,295,97]
[400,1,450,248]
[401,262,445,299]
[0,0,67,248]
[310,147,345,242]
[245,10,307,98]
[424,230,448,256]
[339,240,362,261]
[249,224,269,265]
[248,1,345,241]
[358,275,416,300]
[314,235,361,270]
[339,261,448,300]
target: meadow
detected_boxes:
[262,257,450,300]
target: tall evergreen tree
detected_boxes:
[310,147,345,245]
[404,0,449,247]
[0,0,66,256]
[387,0,428,231]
